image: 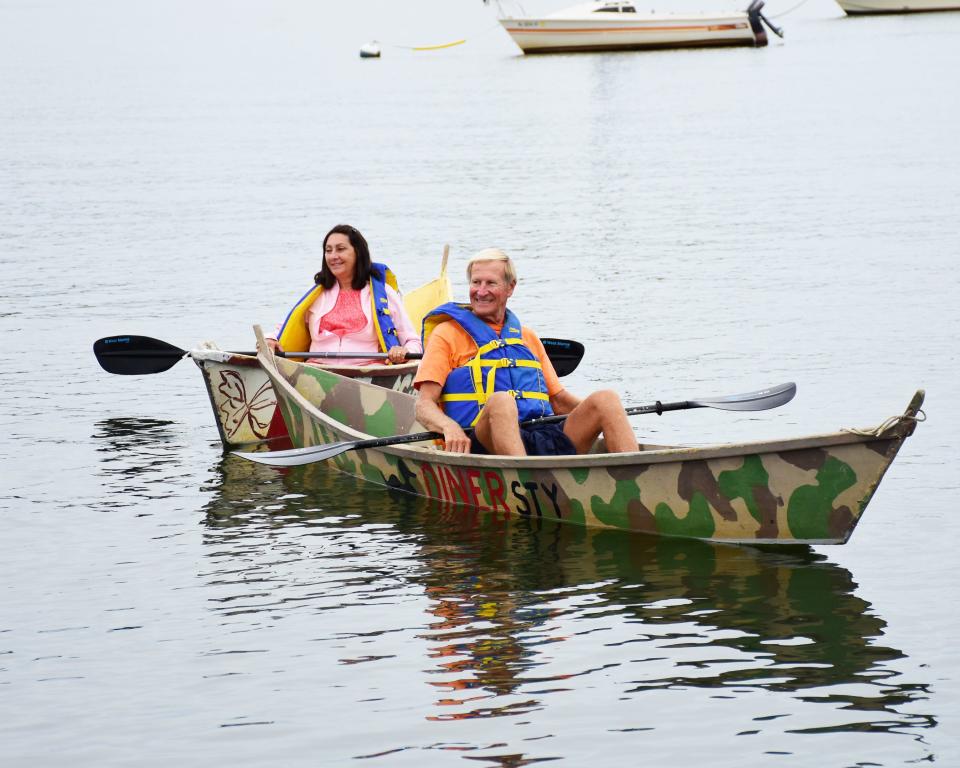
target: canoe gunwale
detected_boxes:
[375,429,906,469]
[190,347,420,378]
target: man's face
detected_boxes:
[469,260,515,324]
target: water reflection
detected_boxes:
[404,507,934,736]
[200,456,935,756]
[93,417,189,505]
[93,416,178,450]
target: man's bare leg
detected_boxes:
[474,392,526,456]
[562,390,638,454]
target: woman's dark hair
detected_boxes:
[315,224,379,290]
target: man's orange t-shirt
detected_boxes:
[414,320,562,396]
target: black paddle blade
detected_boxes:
[541,337,585,377]
[93,335,188,375]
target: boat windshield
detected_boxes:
[594,4,638,12]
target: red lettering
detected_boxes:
[484,471,509,513]
[420,463,442,499]
[438,464,451,500]
[442,466,468,504]
[465,469,484,509]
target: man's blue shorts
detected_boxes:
[470,421,577,457]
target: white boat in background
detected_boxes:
[492,0,783,55]
[836,0,959,13]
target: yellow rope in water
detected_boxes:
[411,39,466,51]
[384,23,502,53]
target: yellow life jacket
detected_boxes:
[277,264,400,359]
[422,302,552,427]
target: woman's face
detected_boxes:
[324,233,358,286]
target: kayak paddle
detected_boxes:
[234,382,797,468]
[93,334,585,377]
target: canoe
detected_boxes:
[248,335,924,545]
[191,247,453,450]
[836,0,960,12]
[191,349,420,448]
[495,0,782,55]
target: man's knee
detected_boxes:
[476,393,525,456]
[584,389,624,416]
[485,391,520,419]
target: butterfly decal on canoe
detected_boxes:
[215,370,277,440]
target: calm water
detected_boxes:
[2,0,959,765]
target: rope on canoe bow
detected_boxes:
[843,410,926,438]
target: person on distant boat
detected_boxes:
[414,248,638,456]
[265,224,422,366]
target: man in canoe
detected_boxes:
[414,248,639,456]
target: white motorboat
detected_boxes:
[493,0,782,55]
[836,0,959,13]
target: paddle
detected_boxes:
[540,337,584,378]
[234,382,797,468]
[93,334,585,377]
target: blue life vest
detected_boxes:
[422,302,553,427]
[276,263,402,358]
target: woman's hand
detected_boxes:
[263,338,283,355]
[386,345,408,364]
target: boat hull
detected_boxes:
[192,348,418,449]
[259,350,923,545]
[499,13,764,54]
[837,0,960,12]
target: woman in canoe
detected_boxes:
[265,224,423,366]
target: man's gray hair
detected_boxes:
[466,248,517,284]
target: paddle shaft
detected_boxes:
[234,383,796,467]
[334,399,709,451]
[95,348,422,361]
[94,334,584,376]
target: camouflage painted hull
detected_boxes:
[260,350,924,545]
[192,347,418,449]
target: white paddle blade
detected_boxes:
[232,442,352,467]
[692,382,796,411]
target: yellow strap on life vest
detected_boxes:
[439,391,549,402]
[371,291,388,355]
[370,267,399,356]
[471,338,544,421]
[440,351,550,427]
[474,337,529,356]
[468,359,543,370]
[436,330,548,426]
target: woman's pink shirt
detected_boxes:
[272,283,422,366]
